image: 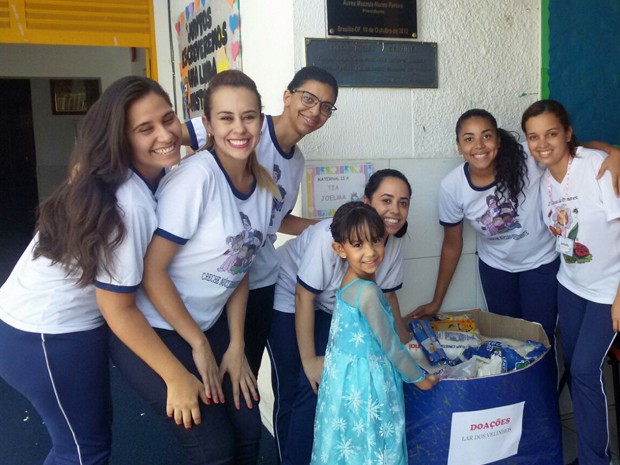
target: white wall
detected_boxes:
[290,0,541,313]
[0,44,137,201]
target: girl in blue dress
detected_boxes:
[311,202,438,465]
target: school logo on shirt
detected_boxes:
[547,205,592,264]
[218,212,264,275]
[270,164,287,227]
[476,194,522,236]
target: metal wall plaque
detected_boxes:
[305,38,437,88]
[327,0,417,39]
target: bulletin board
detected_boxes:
[175,0,242,119]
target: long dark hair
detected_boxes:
[456,109,528,210]
[330,201,385,244]
[364,169,412,238]
[521,99,578,156]
[34,76,172,287]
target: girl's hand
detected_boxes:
[612,291,620,332]
[406,301,441,321]
[301,355,324,395]
[166,372,209,430]
[396,322,413,345]
[192,342,224,404]
[219,344,258,410]
[415,374,440,390]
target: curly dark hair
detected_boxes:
[456,109,528,211]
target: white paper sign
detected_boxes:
[447,401,525,465]
[303,163,373,219]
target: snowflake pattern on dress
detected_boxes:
[310,278,418,465]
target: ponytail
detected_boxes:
[495,128,528,210]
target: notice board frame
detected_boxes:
[326,0,418,39]
[305,38,437,88]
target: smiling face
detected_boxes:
[283,80,336,136]
[333,225,385,281]
[524,111,572,178]
[364,177,410,237]
[127,92,182,183]
[204,86,263,164]
[456,116,500,178]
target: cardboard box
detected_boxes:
[463,308,549,347]
[405,310,561,465]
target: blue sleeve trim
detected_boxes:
[296,276,322,295]
[185,121,199,151]
[95,281,139,294]
[154,228,189,245]
[412,373,427,383]
[382,284,402,293]
[439,219,463,227]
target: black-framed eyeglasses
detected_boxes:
[291,89,337,117]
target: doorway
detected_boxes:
[0,79,38,283]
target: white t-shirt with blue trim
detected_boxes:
[0,170,158,334]
[438,145,557,272]
[135,150,272,331]
[541,147,620,304]
[94,169,159,294]
[186,116,305,289]
[273,219,404,315]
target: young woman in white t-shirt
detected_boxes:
[0,76,183,465]
[183,67,339,380]
[522,99,619,465]
[411,109,620,348]
[109,70,280,465]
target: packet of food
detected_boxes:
[466,341,533,372]
[409,320,448,365]
[435,330,481,360]
[429,314,477,333]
